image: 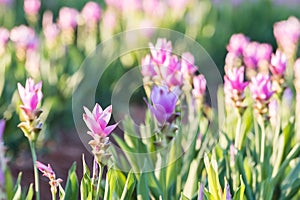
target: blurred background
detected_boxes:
[0,0,299,198]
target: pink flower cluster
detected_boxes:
[141,38,198,88]
[10,25,38,51]
[274,16,300,57]
[225,33,274,72]
[24,0,41,16]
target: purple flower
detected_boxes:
[270,50,287,77]
[81,2,102,24]
[250,74,274,102]
[274,16,300,56]
[224,67,248,101]
[10,25,38,51]
[0,119,5,140]
[227,33,250,56]
[225,182,232,200]
[83,104,118,137]
[149,38,172,65]
[24,0,41,15]
[192,74,207,99]
[58,7,79,30]
[181,52,197,78]
[17,78,43,118]
[147,85,178,125]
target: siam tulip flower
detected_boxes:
[10,25,38,52]
[24,0,41,16]
[226,33,250,56]
[270,50,287,78]
[36,161,62,194]
[83,104,118,137]
[181,52,197,79]
[147,85,178,125]
[57,7,79,30]
[83,104,117,164]
[224,182,232,200]
[141,54,157,78]
[81,2,102,25]
[274,16,300,57]
[224,67,248,110]
[149,38,172,65]
[160,54,183,88]
[243,42,272,70]
[192,74,207,99]
[250,74,274,115]
[0,27,9,55]
[17,78,43,120]
[102,9,117,32]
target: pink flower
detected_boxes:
[10,25,38,51]
[0,119,5,140]
[147,85,178,125]
[250,74,274,102]
[270,50,287,77]
[0,27,9,54]
[181,52,197,77]
[227,33,250,56]
[274,16,300,55]
[192,74,207,99]
[58,7,79,30]
[243,42,272,69]
[83,104,118,137]
[160,55,183,87]
[81,2,102,24]
[141,54,157,77]
[36,161,55,179]
[149,38,172,65]
[36,161,62,190]
[224,67,248,96]
[17,78,43,118]
[24,0,41,15]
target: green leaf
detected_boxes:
[120,171,136,200]
[204,154,221,200]
[180,192,190,200]
[147,171,163,198]
[107,168,127,199]
[25,184,34,200]
[5,168,14,200]
[64,162,79,200]
[12,185,21,200]
[233,176,245,200]
[80,154,92,200]
[183,159,200,198]
[137,172,150,200]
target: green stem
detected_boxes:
[51,191,56,200]
[160,152,167,200]
[235,114,242,150]
[29,141,40,200]
[95,163,103,200]
[259,120,266,163]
